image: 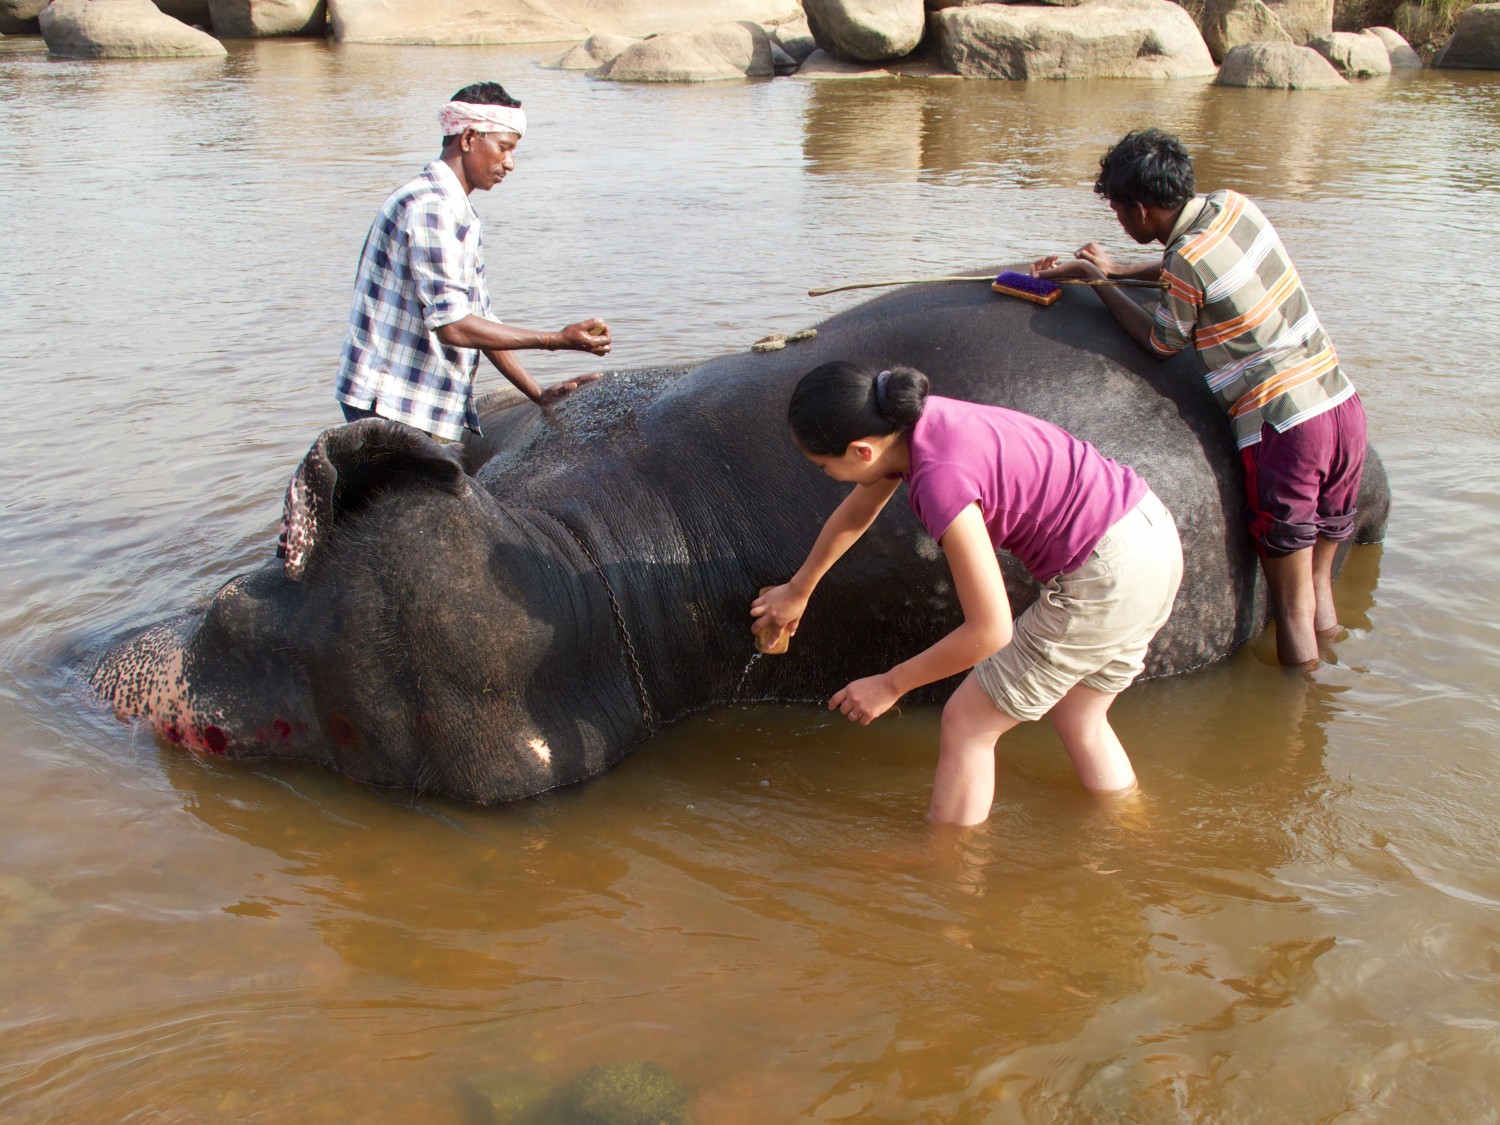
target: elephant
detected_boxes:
[89,273,1390,803]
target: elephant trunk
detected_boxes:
[91,567,320,761]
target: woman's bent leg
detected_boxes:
[1048,683,1136,793]
[931,672,1022,826]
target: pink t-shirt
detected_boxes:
[903,397,1147,582]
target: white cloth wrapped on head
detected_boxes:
[439,101,527,138]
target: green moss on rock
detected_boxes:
[558,1061,688,1125]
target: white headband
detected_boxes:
[439,101,527,139]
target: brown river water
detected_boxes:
[3,36,1499,1123]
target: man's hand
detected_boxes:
[1034,256,1108,282]
[558,319,612,356]
[1074,242,1124,277]
[537,372,603,406]
[829,672,902,726]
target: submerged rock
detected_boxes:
[559,1062,688,1125]
[458,1068,556,1124]
[457,1061,687,1125]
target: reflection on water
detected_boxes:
[2,35,1500,1121]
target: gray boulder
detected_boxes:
[1215,40,1348,85]
[1309,30,1391,75]
[803,0,926,62]
[553,32,640,69]
[1200,0,1292,63]
[595,21,774,81]
[208,0,325,37]
[40,0,227,56]
[1433,2,1500,69]
[1360,26,1422,67]
[933,0,1217,79]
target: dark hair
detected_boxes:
[787,362,930,457]
[442,81,523,147]
[1093,128,1194,209]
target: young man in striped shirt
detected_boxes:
[1035,128,1367,669]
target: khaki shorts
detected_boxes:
[975,489,1184,722]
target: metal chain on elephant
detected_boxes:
[519,506,654,735]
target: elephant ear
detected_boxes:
[275,418,470,582]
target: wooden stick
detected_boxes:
[807,275,1165,297]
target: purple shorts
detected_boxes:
[1241,394,1367,558]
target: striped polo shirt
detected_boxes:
[1150,189,1357,449]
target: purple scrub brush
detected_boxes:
[990,270,1062,306]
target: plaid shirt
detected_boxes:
[1151,189,1356,449]
[336,160,495,441]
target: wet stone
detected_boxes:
[559,1061,689,1125]
[456,1068,556,1124]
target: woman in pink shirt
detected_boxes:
[751,362,1183,825]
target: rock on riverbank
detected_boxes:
[12,0,1444,85]
[326,0,799,44]
[933,0,1218,80]
[40,0,226,57]
[1433,2,1500,68]
[1215,40,1348,84]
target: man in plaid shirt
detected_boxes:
[1035,128,1368,669]
[336,81,611,443]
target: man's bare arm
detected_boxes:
[434,315,611,356]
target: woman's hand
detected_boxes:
[829,673,903,726]
[749,582,808,644]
